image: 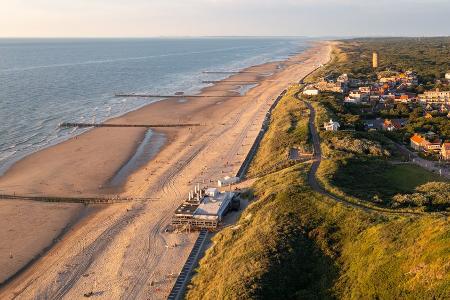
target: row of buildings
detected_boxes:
[418,89,450,105]
[410,134,450,160]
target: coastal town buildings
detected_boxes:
[382,119,403,131]
[315,80,346,93]
[410,134,426,151]
[441,143,450,160]
[410,134,442,153]
[419,90,450,105]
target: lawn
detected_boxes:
[383,164,445,191]
[319,158,447,207]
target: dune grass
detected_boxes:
[186,164,450,299]
[247,85,311,177]
[186,83,450,299]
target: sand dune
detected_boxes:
[0,42,331,299]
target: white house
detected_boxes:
[344,96,361,104]
[303,88,319,96]
[324,119,340,131]
[445,72,450,81]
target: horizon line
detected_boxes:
[1,35,449,39]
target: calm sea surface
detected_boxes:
[0,38,310,174]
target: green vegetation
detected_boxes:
[316,125,448,211]
[405,114,450,141]
[305,39,450,210]
[187,164,450,299]
[320,131,397,159]
[248,85,311,177]
[187,79,449,299]
[318,158,449,210]
[316,39,450,144]
[321,38,450,89]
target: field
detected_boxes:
[384,164,444,190]
[318,158,446,206]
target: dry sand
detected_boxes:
[0,42,331,299]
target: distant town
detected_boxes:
[304,51,450,163]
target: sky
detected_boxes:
[1,0,450,37]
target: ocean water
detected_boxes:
[0,37,310,174]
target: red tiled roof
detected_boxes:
[411,135,425,144]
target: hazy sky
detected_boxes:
[1,0,450,37]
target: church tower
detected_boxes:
[372,52,378,68]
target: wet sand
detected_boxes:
[0,42,332,299]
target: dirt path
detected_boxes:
[295,91,427,216]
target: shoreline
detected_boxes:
[0,51,305,198]
[0,42,332,297]
[0,42,308,179]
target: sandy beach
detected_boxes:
[0,41,331,299]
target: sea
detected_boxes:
[0,37,311,174]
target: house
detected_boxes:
[395,93,415,103]
[337,73,349,83]
[382,119,403,131]
[441,143,450,160]
[445,72,450,81]
[344,96,361,104]
[425,112,433,119]
[324,119,340,131]
[419,89,450,104]
[359,86,371,93]
[425,140,442,152]
[363,118,384,131]
[439,104,448,113]
[349,91,363,99]
[410,134,427,151]
[410,134,441,153]
[303,88,319,96]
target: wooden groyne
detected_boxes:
[114,94,242,98]
[202,71,259,74]
[0,194,156,204]
[59,122,202,128]
[202,80,259,84]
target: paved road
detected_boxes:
[294,91,426,215]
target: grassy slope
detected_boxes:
[187,164,450,299]
[317,158,446,206]
[384,164,444,190]
[186,82,450,299]
[248,85,310,177]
